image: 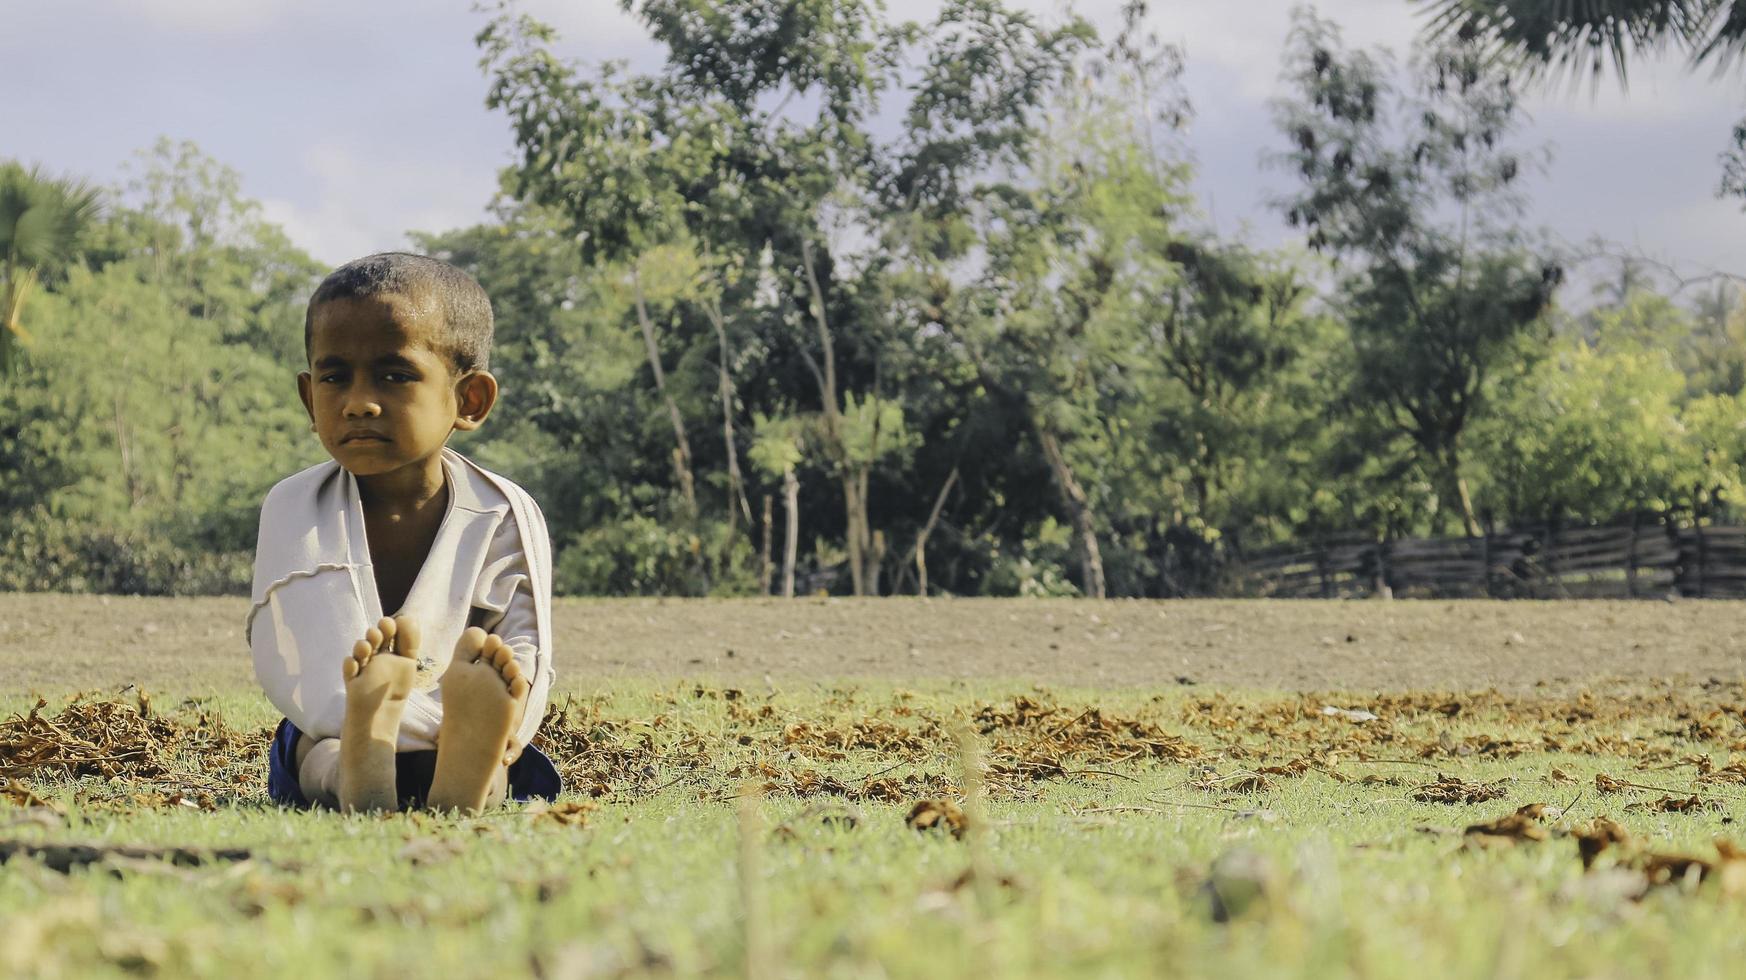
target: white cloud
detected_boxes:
[1632,197,1746,280]
[258,143,498,265]
[517,0,663,60]
[22,0,1738,277]
[114,0,299,34]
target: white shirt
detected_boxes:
[247,448,554,751]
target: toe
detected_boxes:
[454,626,488,663]
[365,625,384,652]
[509,673,531,700]
[393,616,421,659]
[346,639,371,680]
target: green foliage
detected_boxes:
[1420,0,1745,84]
[0,161,102,370]
[7,9,1742,598]
[1473,339,1694,520]
[1419,1,1746,206]
[1275,12,1562,535]
[980,517,1082,597]
[0,143,321,594]
[747,414,806,477]
[555,513,702,596]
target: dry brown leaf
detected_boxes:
[1701,761,1746,786]
[1411,774,1508,805]
[1192,770,1273,794]
[1625,795,1724,815]
[527,801,596,828]
[1575,817,1633,869]
[1463,804,1551,844]
[1,779,59,811]
[905,799,967,839]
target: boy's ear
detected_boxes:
[297,372,315,424]
[453,370,499,432]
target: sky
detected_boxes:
[6,0,1745,283]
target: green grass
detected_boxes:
[6,680,1746,978]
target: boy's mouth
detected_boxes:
[340,431,391,445]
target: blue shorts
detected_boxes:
[266,718,563,808]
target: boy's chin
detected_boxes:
[332,446,421,478]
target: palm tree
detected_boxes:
[0,162,102,370]
[1420,1,1746,81]
[1423,2,1746,198]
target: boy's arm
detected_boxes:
[472,515,554,755]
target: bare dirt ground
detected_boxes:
[2,594,1742,695]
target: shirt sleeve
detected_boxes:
[471,512,554,748]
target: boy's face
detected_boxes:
[298,290,495,480]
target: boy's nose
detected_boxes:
[342,397,382,418]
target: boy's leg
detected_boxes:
[294,735,342,808]
[337,616,420,813]
[428,627,529,813]
[484,765,509,809]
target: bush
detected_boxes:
[0,512,249,595]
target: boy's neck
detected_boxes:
[355,452,448,520]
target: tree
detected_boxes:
[0,163,101,371]
[1472,338,1695,522]
[1420,0,1746,202]
[1275,11,1562,536]
[107,138,321,367]
[0,144,323,594]
[1681,282,1746,397]
[748,413,806,597]
[1421,1,1746,82]
[479,0,908,593]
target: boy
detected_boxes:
[248,252,561,813]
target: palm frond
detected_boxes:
[1417,1,1735,86]
[0,162,103,268]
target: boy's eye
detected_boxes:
[318,373,344,384]
[383,372,415,383]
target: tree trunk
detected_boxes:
[1,264,38,371]
[1444,447,1480,538]
[909,467,960,597]
[113,385,141,509]
[760,494,774,595]
[705,297,753,532]
[867,529,887,597]
[838,472,867,596]
[857,466,881,594]
[781,467,800,599]
[799,238,870,596]
[1036,425,1107,599]
[631,266,697,516]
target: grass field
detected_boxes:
[5,597,1746,978]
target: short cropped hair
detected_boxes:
[305,252,494,372]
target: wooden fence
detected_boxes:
[1230,519,1746,599]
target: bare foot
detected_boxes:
[337,616,419,813]
[427,627,529,813]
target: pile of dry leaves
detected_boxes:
[1,693,262,803]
